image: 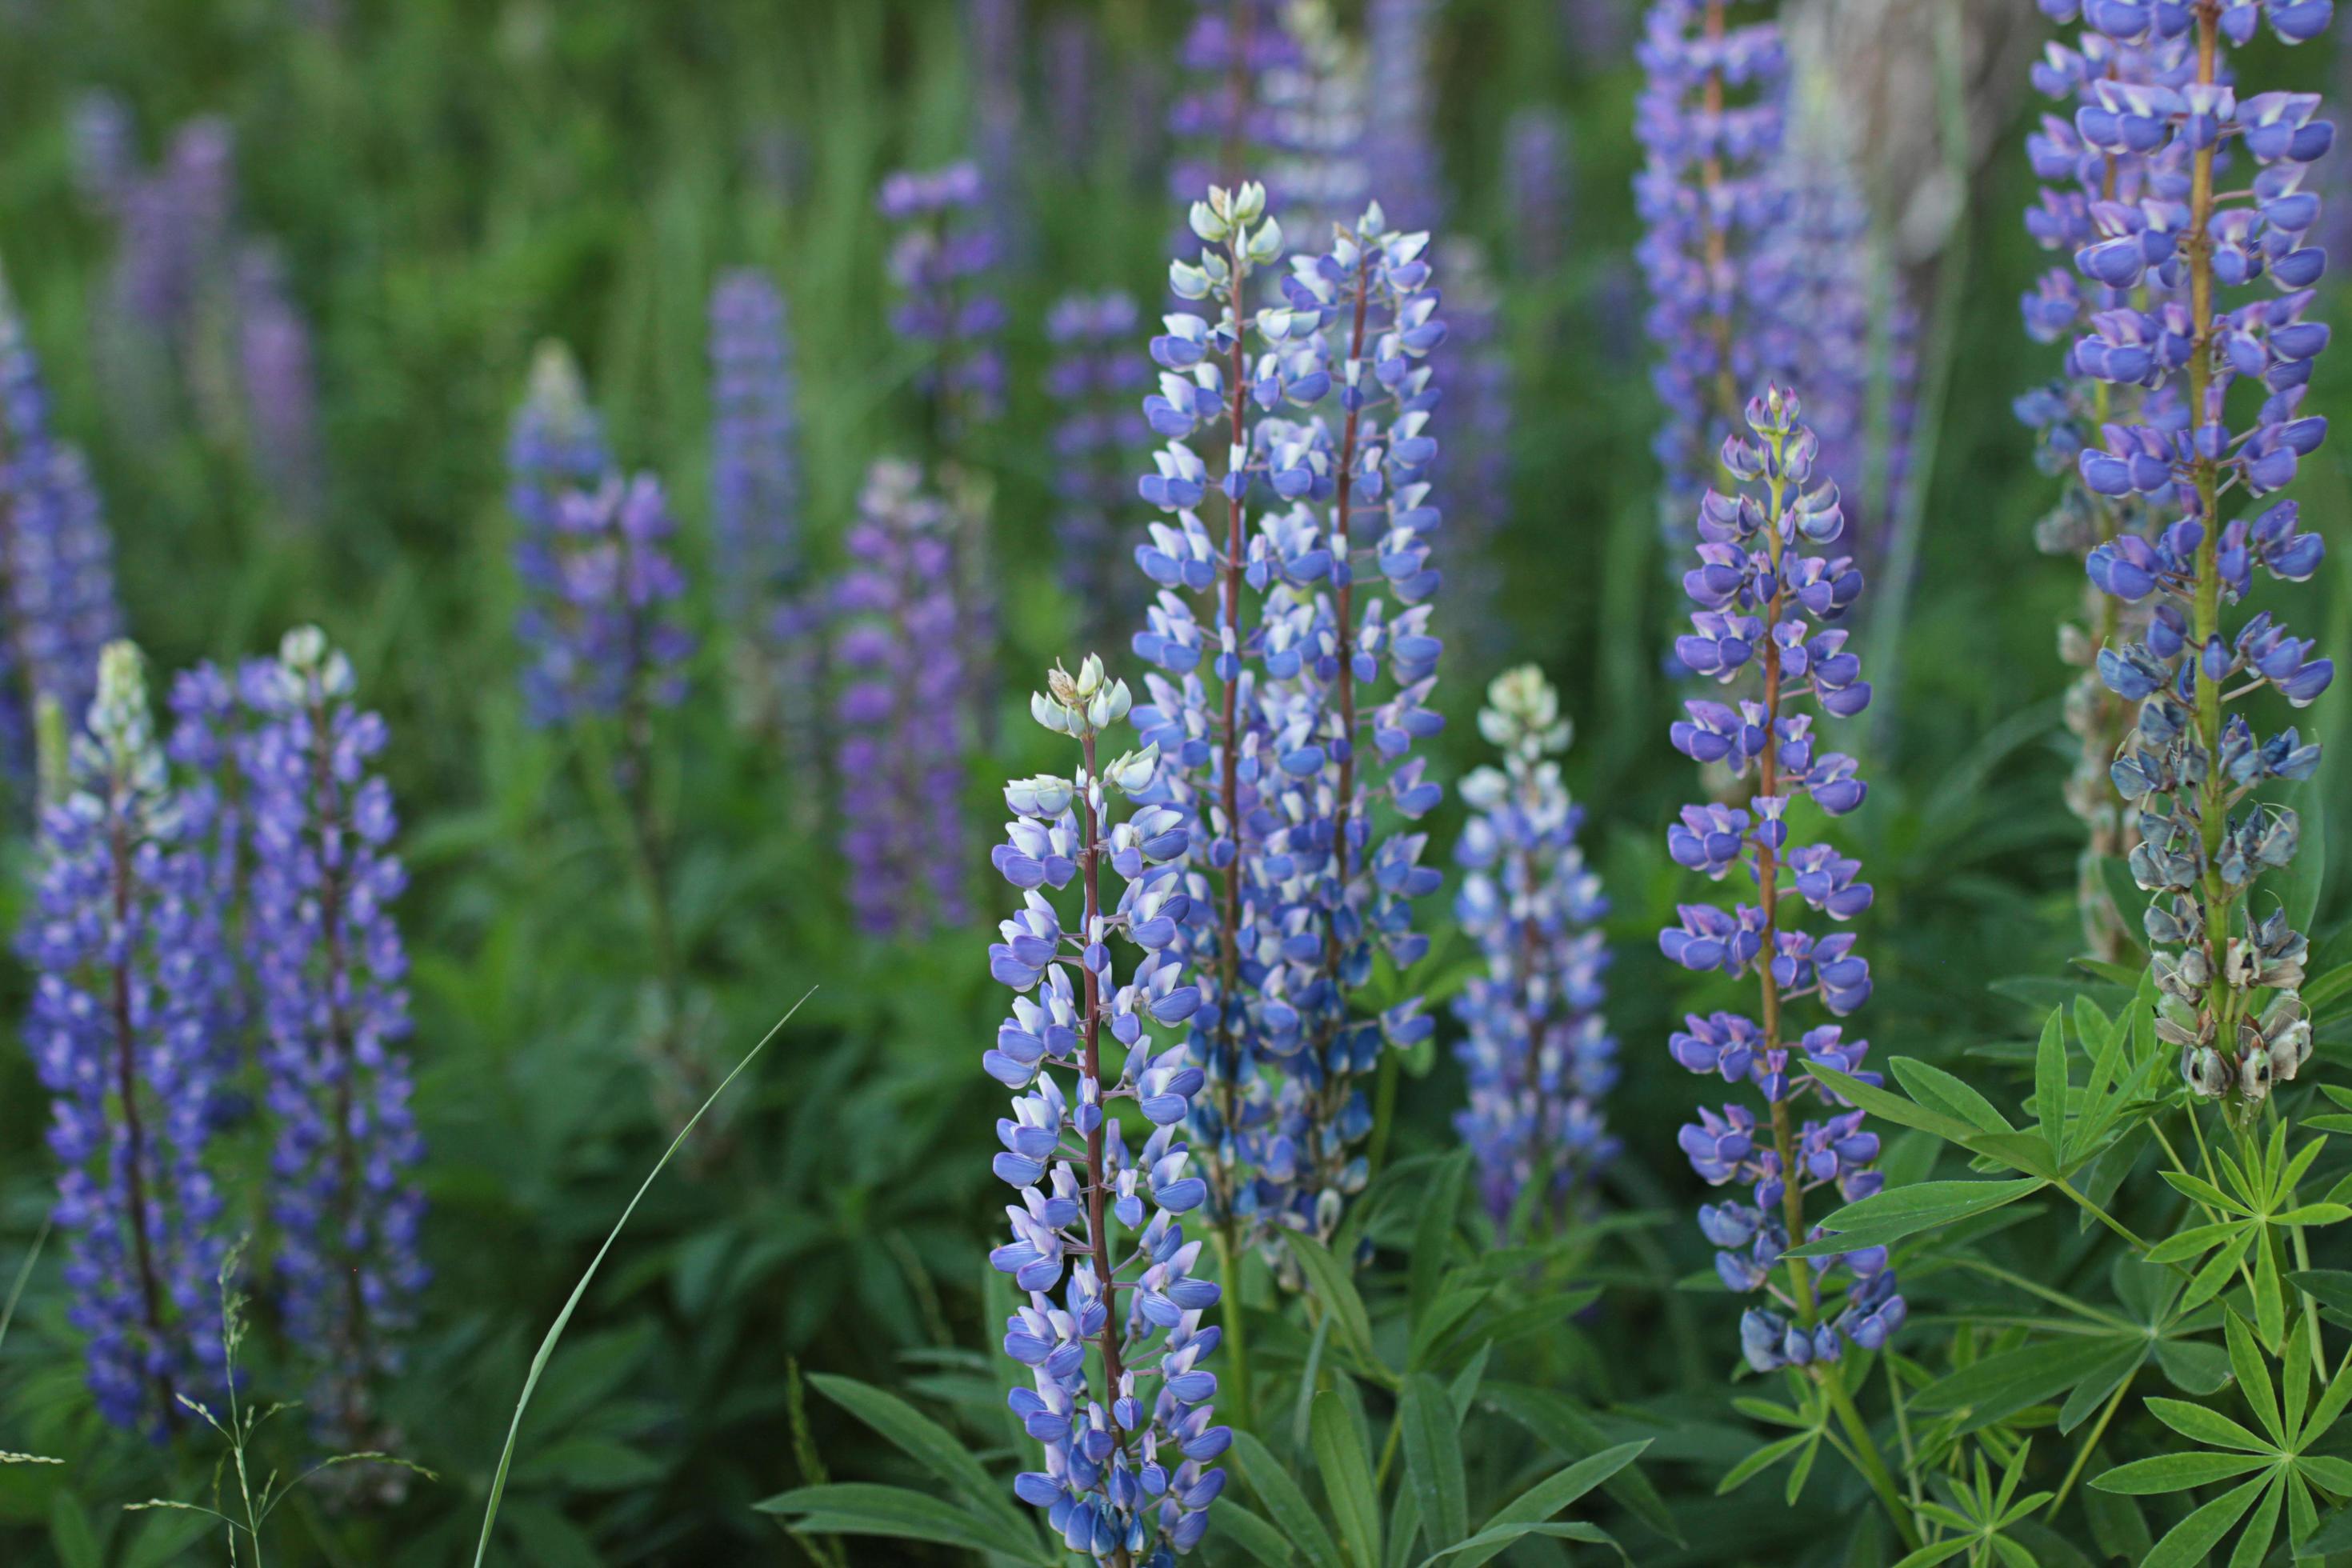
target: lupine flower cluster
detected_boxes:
[1361,0,1444,234]
[85,115,235,344]
[1046,292,1152,640]
[0,269,126,774]
[1435,241,1512,664]
[986,657,1227,1566]
[1662,387,1904,1371]
[234,244,324,526]
[1634,0,1790,501]
[1452,666,1617,1230]
[507,346,694,730]
[1506,109,1574,277]
[1128,185,1445,1254]
[1169,0,1301,199]
[1255,2,1371,243]
[2014,0,2194,957]
[878,162,1007,440]
[832,460,971,939]
[2057,0,2335,1113]
[237,628,425,1448]
[21,643,227,1438]
[708,270,809,664]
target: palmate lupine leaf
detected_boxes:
[1889,1440,2052,1568]
[2092,1313,2352,1566]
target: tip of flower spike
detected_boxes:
[526,340,588,417]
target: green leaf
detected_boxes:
[2296,1455,2352,1493]
[1914,1338,2137,1436]
[2034,1007,2068,1164]
[2304,961,2352,1015]
[1438,1442,1650,1568]
[809,1375,1035,1543]
[1786,1178,2047,1258]
[1418,1522,1620,1565]
[1806,1063,1983,1146]
[510,1437,664,1490]
[2229,1310,2286,1446]
[1888,1057,2016,1134]
[1718,1430,1812,1494]
[1399,1376,1470,1552]
[2226,1474,2286,1568]
[751,1485,1036,1558]
[2091,1452,2272,1494]
[1406,1287,1493,1373]
[49,1493,102,1568]
[1290,1233,1381,1374]
[2145,1397,2275,1454]
[2146,1220,2242,1266]
[2161,1169,2246,1214]
[1312,1389,1383,1568]
[2299,1343,2352,1444]
[2258,1237,2288,1353]
[1230,1430,1345,1568]
[1886,1540,1975,1568]
[1211,1500,1298,1568]
[2157,1337,2235,1397]
[2057,1343,2146,1435]
[1476,1384,1680,1545]
[1446,1343,1491,1428]
[2182,1231,2257,1316]
[1410,1153,1468,1327]
[2085,1482,2154,1563]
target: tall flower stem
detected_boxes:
[1075,727,1133,1568]
[1210,225,1252,1319]
[106,802,174,1432]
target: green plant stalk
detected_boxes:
[2046,1367,2136,1519]
[1210,1222,1254,1433]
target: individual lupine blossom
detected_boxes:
[832,460,970,939]
[1128,186,1445,1252]
[1361,0,1445,234]
[1168,0,1302,198]
[1633,0,1792,504]
[240,626,426,1446]
[1434,240,1511,666]
[1046,291,1152,640]
[20,642,227,1437]
[507,347,693,729]
[2062,0,2336,1114]
[0,269,126,772]
[986,657,1226,1566]
[707,269,806,655]
[1505,108,1573,276]
[2013,0,2194,956]
[1451,666,1617,1229]
[878,162,1007,440]
[234,244,323,526]
[1662,387,1904,1372]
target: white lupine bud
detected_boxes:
[1190,200,1226,243]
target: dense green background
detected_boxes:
[0,0,2347,1562]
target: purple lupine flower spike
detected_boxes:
[1362,0,1445,233]
[1505,109,1573,276]
[1436,240,1512,663]
[242,626,426,1448]
[878,162,1006,442]
[1634,0,1791,505]
[2014,0,2189,960]
[1170,1,1301,198]
[21,642,228,1436]
[234,244,324,526]
[990,655,1225,1562]
[1663,386,1903,1369]
[1046,290,1150,642]
[707,269,806,657]
[2066,0,2334,1112]
[508,344,693,729]
[0,265,126,771]
[832,461,970,939]
[1130,186,1445,1255]
[1453,666,1616,1229]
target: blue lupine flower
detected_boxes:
[1046,291,1151,641]
[990,656,1225,1563]
[20,642,227,1436]
[234,244,323,526]
[831,460,970,939]
[241,626,425,1446]
[2063,0,2334,1109]
[507,344,694,729]
[1451,666,1616,1230]
[1130,186,1446,1254]
[878,162,1006,440]
[0,267,126,776]
[708,268,805,658]
[1169,1,1302,200]
[1506,109,1573,276]
[1662,386,1902,1370]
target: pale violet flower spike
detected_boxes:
[987,658,1226,1565]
